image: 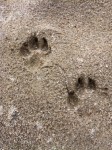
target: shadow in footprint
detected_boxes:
[20,34,39,56]
[76,75,85,90]
[28,34,39,50]
[88,77,96,90]
[39,37,49,51]
[67,90,79,107]
[20,42,30,56]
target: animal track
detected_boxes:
[42,62,109,108]
[67,76,97,107]
[61,71,108,107]
[20,33,50,55]
[20,33,51,69]
[46,64,107,107]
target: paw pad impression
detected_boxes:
[20,33,50,56]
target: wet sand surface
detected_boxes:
[0,0,112,149]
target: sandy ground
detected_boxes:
[0,0,112,149]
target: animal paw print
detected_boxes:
[67,75,97,107]
[20,33,50,56]
[67,74,109,107]
[20,33,51,70]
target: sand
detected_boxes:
[0,0,112,149]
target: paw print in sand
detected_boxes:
[67,75,86,107]
[67,74,108,107]
[20,33,51,70]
